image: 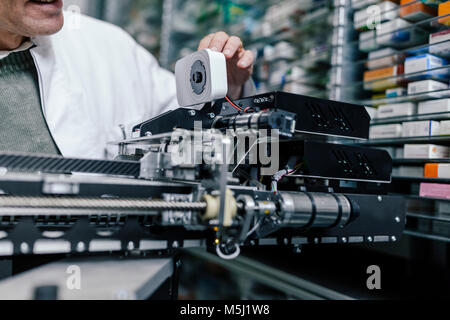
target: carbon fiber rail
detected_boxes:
[0,153,140,177]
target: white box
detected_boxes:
[418,99,450,114]
[402,120,440,137]
[377,18,427,47]
[404,54,448,75]
[404,144,449,158]
[359,30,377,52]
[429,29,450,58]
[430,164,450,178]
[377,102,416,118]
[408,80,448,95]
[369,124,403,138]
[354,1,398,30]
[369,48,398,60]
[439,120,450,135]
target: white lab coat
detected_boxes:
[27,12,179,159]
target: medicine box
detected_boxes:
[425,163,450,178]
[429,29,450,58]
[404,144,449,158]
[402,120,440,137]
[404,54,448,78]
[418,98,450,114]
[376,102,417,118]
[369,123,403,138]
[408,79,448,95]
[439,119,450,134]
[400,0,437,22]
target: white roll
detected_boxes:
[175,49,228,109]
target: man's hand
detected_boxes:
[198,32,254,100]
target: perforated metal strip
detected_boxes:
[0,153,140,177]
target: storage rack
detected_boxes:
[344,0,450,244]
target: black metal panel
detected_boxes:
[302,141,392,182]
[132,92,370,139]
[0,153,140,177]
[224,92,370,139]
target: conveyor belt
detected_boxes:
[0,153,140,177]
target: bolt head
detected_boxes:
[20,242,29,254]
[76,242,85,252]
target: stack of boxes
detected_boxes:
[354,0,450,200]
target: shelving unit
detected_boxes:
[344,0,450,243]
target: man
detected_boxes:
[0,0,254,159]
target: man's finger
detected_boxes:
[209,31,229,52]
[222,36,242,59]
[237,50,254,69]
[198,33,214,50]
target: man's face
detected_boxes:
[0,0,64,37]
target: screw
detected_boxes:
[367,236,373,242]
[189,110,196,116]
[209,113,216,119]
[145,131,152,136]
[283,238,289,245]
[20,242,29,254]
[341,237,347,243]
[377,196,382,202]
[76,242,85,252]
[172,241,179,248]
[127,241,135,251]
[391,236,397,242]
[395,216,400,223]
[314,238,319,244]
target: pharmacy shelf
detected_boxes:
[355,135,450,146]
[361,88,450,105]
[350,13,450,49]
[393,158,450,164]
[393,176,450,183]
[353,0,432,27]
[371,111,450,125]
[348,39,450,68]
[348,64,450,89]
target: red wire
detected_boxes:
[225,96,243,112]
